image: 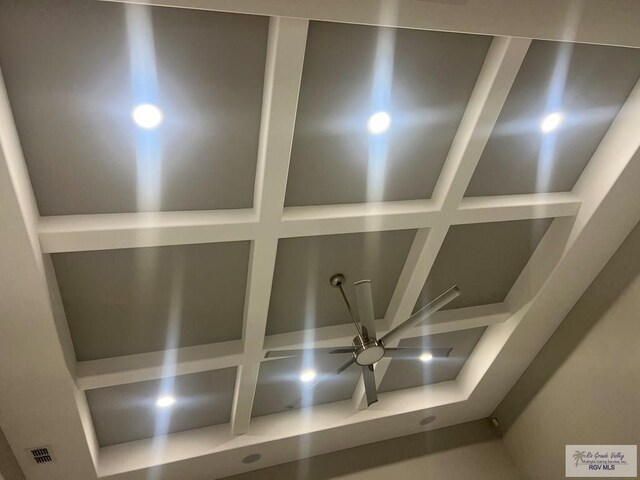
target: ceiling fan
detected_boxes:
[264,273,460,407]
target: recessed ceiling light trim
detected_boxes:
[132,104,163,129]
[419,352,433,362]
[242,453,262,464]
[367,111,391,134]
[419,415,437,426]
[540,111,563,133]
[155,395,176,408]
[299,369,317,383]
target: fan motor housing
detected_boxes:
[354,339,385,366]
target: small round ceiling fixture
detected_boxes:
[367,111,391,134]
[155,395,176,408]
[540,112,563,133]
[420,415,436,426]
[300,369,317,383]
[132,104,163,129]
[419,352,433,363]
[242,453,262,464]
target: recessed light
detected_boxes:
[299,369,317,383]
[132,104,163,129]
[155,395,176,408]
[540,112,563,133]
[420,415,437,426]
[419,352,433,363]
[242,453,262,464]
[367,111,391,134]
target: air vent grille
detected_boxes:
[28,446,55,464]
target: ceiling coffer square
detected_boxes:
[378,327,486,392]
[0,0,269,215]
[266,229,417,336]
[415,219,552,312]
[285,21,492,206]
[86,367,237,447]
[52,241,250,361]
[252,354,362,418]
[466,40,640,197]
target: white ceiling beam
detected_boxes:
[99,0,640,49]
[96,380,469,479]
[75,340,244,390]
[230,17,309,436]
[230,237,279,435]
[0,66,99,479]
[453,192,581,225]
[264,319,389,351]
[251,18,308,227]
[401,301,511,337]
[279,200,439,237]
[38,209,258,253]
[457,77,640,412]
[265,302,509,351]
[37,191,579,254]
[455,216,575,403]
[430,38,532,213]
[352,36,531,409]
[75,303,507,390]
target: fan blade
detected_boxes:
[379,286,460,346]
[286,357,357,409]
[384,347,452,359]
[362,365,378,406]
[265,347,355,359]
[354,280,376,340]
[336,356,357,374]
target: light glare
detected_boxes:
[300,369,317,383]
[155,395,176,408]
[367,111,391,134]
[541,112,563,133]
[132,104,163,129]
[419,352,433,363]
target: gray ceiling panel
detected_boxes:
[285,21,492,206]
[266,230,417,336]
[466,40,640,196]
[252,354,361,418]
[415,219,552,312]
[0,0,268,215]
[86,367,237,446]
[52,241,250,361]
[378,328,486,392]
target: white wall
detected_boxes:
[494,221,640,480]
[224,420,524,480]
[0,427,24,480]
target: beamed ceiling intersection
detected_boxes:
[0,1,639,479]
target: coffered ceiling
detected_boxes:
[414,218,552,312]
[52,241,250,360]
[87,367,237,446]
[267,230,416,335]
[0,0,268,215]
[0,1,639,480]
[285,23,491,206]
[466,40,640,196]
